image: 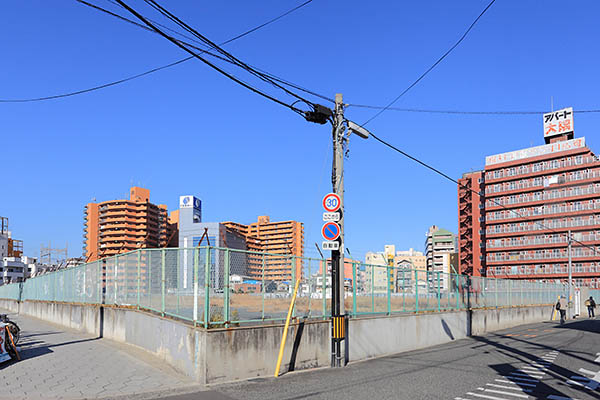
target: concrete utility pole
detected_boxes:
[331,93,346,367]
[568,230,573,319]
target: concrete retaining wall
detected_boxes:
[0,298,555,384]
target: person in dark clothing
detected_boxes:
[585,296,596,318]
[556,296,567,324]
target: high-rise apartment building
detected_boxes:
[425,226,457,290]
[458,108,600,288]
[223,216,304,282]
[84,187,168,261]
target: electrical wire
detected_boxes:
[347,104,600,115]
[0,0,327,103]
[361,0,497,126]
[141,0,317,109]
[114,0,306,115]
[368,131,600,260]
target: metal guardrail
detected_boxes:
[0,247,567,327]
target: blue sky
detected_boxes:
[2,1,600,261]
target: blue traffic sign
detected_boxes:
[322,222,341,241]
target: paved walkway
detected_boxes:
[0,309,203,400]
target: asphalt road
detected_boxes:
[177,317,600,400]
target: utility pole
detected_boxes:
[331,93,346,367]
[567,230,572,319]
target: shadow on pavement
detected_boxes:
[554,318,600,334]
[473,324,600,400]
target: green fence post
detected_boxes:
[414,269,419,313]
[371,265,375,313]
[114,255,119,304]
[137,250,141,309]
[161,249,166,316]
[291,255,297,319]
[495,278,498,308]
[204,247,211,328]
[387,265,391,315]
[193,248,198,326]
[262,253,266,320]
[352,261,357,316]
[402,269,406,312]
[224,249,230,326]
[97,261,101,304]
[436,271,441,312]
[176,250,180,315]
[455,275,460,310]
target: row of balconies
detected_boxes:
[485,169,600,196]
[486,183,600,209]
[487,264,600,276]
[487,233,600,249]
[485,155,597,182]
[487,199,600,222]
[487,216,600,235]
[487,248,600,262]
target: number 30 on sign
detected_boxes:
[322,193,341,212]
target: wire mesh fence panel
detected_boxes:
[0,282,20,300]
[146,249,163,314]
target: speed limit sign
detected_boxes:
[322,193,341,212]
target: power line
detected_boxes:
[361,0,497,126]
[140,0,317,109]
[114,0,308,115]
[368,130,599,259]
[0,0,322,103]
[347,104,600,116]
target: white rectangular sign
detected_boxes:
[322,241,339,251]
[485,137,585,166]
[322,212,340,222]
[544,107,573,138]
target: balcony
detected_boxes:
[486,216,600,235]
[486,184,600,209]
[485,155,599,182]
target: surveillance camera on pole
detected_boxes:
[347,120,371,139]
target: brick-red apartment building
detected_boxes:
[458,111,600,288]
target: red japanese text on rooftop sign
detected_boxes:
[544,107,574,138]
[485,137,586,166]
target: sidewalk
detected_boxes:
[0,309,204,400]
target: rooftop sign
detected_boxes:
[485,137,586,166]
[544,107,574,138]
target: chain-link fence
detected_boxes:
[0,246,567,327]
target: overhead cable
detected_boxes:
[361,0,497,126]
[0,0,322,103]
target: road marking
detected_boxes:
[578,367,596,375]
[594,353,600,363]
[467,391,510,400]
[568,375,588,382]
[478,387,529,398]
[506,376,539,383]
[486,383,532,393]
[510,372,544,379]
[495,379,536,387]
[547,395,581,400]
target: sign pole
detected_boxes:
[331,93,346,367]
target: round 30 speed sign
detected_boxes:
[322,193,341,212]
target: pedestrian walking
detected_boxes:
[556,296,568,324]
[585,296,596,318]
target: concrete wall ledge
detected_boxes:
[0,298,554,385]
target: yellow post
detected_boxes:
[552,295,560,321]
[274,278,301,377]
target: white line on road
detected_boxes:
[578,368,596,375]
[521,366,547,372]
[511,372,544,379]
[506,374,539,382]
[594,353,600,363]
[495,379,536,387]
[547,395,581,400]
[568,376,589,382]
[467,391,510,400]
[486,383,532,393]
[478,387,529,398]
